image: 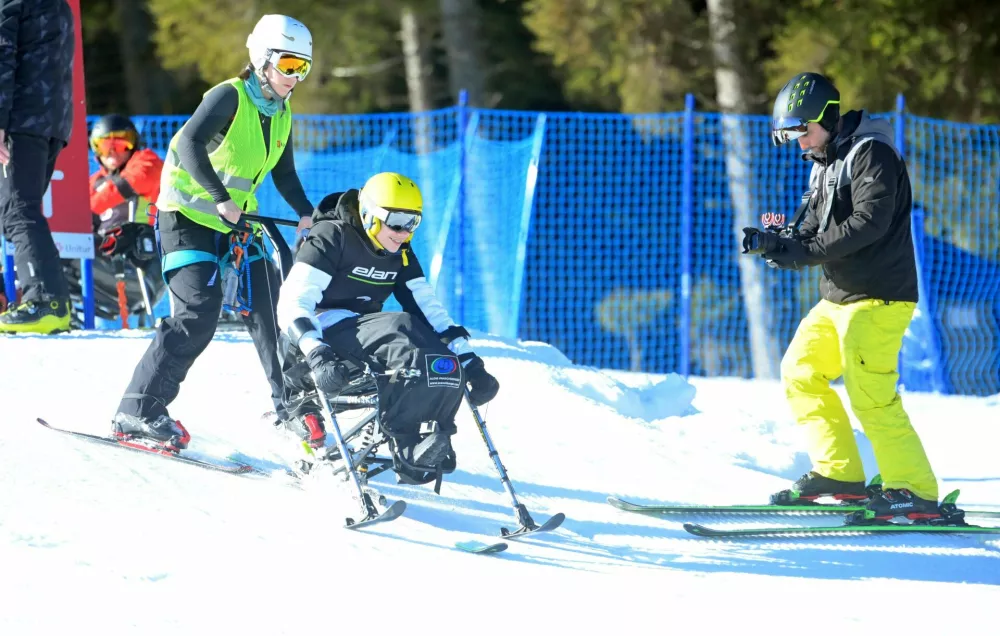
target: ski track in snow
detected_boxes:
[1,331,998,634]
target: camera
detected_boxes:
[741,212,790,255]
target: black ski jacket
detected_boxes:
[794,110,919,304]
[0,0,75,141]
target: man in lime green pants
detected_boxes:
[743,71,940,522]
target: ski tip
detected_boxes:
[607,497,640,510]
[543,512,566,531]
[682,523,712,537]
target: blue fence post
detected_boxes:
[82,258,95,329]
[2,239,14,304]
[896,93,947,393]
[509,113,547,340]
[679,93,695,377]
[429,111,479,289]
[456,89,469,326]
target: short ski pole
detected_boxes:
[465,390,537,530]
[135,267,154,318]
[313,373,376,521]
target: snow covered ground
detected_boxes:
[1,330,998,635]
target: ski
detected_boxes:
[37,418,256,475]
[344,500,406,530]
[455,540,508,554]
[683,521,1000,538]
[608,473,1000,520]
[607,496,863,516]
[501,512,566,539]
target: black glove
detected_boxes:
[762,236,813,270]
[306,345,351,396]
[99,223,157,262]
[460,353,500,406]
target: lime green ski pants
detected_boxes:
[781,299,938,500]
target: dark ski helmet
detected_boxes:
[89,114,140,154]
[771,72,840,146]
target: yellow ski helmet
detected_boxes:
[358,172,423,243]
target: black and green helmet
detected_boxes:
[771,72,840,146]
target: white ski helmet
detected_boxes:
[246,15,313,71]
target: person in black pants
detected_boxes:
[111,14,315,449]
[0,0,75,334]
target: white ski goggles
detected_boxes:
[360,194,422,233]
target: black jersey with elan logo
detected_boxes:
[280,189,454,335]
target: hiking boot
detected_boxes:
[0,297,71,334]
[771,471,867,505]
[112,412,191,451]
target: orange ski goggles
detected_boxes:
[273,53,312,80]
[91,133,135,156]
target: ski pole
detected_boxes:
[312,371,377,522]
[464,390,537,530]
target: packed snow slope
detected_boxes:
[1,330,998,635]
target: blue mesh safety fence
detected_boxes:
[84,103,1000,396]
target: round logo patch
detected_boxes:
[431,357,458,374]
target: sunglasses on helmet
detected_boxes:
[270,52,311,80]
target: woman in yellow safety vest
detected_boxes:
[111,14,316,449]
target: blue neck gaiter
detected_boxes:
[244,73,281,117]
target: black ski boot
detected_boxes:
[847,488,941,525]
[112,413,191,451]
[390,421,457,488]
[410,431,453,468]
[771,472,868,505]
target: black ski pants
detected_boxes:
[117,211,285,420]
[0,132,69,302]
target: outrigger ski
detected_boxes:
[36,418,256,475]
[500,509,566,539]
[684,490,1000,538]
[455,540,508,554]
[344,499,406,530]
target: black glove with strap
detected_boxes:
[761,236,813,270]
[306,344,351,396]
[460,353,500,406]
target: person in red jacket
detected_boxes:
[89,114,163,233]
[85,115,166,324]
